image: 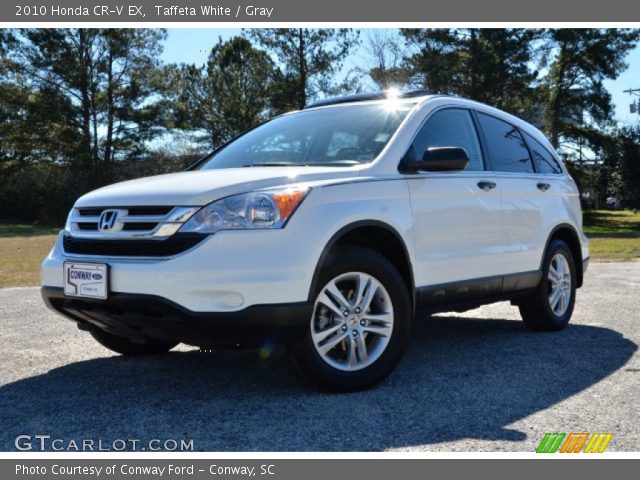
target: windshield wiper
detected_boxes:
[242,162,298,167]
[242,160,361,168]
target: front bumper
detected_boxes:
[41,228,318,312]
[42,286,311,347]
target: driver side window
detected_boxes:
[408,108,485,171]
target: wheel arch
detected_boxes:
[307,220,415,309]
[542,223,585,288]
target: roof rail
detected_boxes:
[304,89,434,109]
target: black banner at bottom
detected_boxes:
[2,459,638,480]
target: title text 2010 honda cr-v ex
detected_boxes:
[42,91,589,391]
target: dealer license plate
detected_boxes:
[63,262,108,299]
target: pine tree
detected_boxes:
[540,28,639,149]
[402,28,539,116]
[246,28,360,110]
[173,36,277,149]
[7,28,168,186]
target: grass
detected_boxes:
[0,210,638,287]
[0,223,60,237]
[583,210,640,262]
[0,223,60,288]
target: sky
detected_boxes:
[159,28,640,126]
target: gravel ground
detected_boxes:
[0,262,638,452]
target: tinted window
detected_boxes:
[523,131,562,174]
[408,109,484,171]
[198,103,413,169]
[477,113,533,173]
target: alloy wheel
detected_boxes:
[548,252,572,316]
[311,272,394,371]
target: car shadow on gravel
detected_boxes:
[0,315,636,451]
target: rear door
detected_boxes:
[406,108,506,301]
[474,112,547,276]
[521,130,570,266]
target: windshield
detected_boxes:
[197,102,414,170]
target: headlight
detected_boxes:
[179,187,309,234]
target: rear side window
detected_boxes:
[477,113,534,173]
[408,109,485,171]
[523,131,563,174]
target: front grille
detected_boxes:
[122,223,158,231]
[77,206,174,217]
[77,222,98,230]
[77,221,156,231]
[67,205,200,239]
[63,233,207,257]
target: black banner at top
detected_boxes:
[3,0,640,22]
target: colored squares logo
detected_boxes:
[537,433,613,453]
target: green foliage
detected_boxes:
[612,127,640,208]
[402,29,540,117]
[246,28,360,110]
[172,36,277,149]
[540,29,640,149]
[2,28,168,187]
[0,162,77,224]
[0,28,171,222]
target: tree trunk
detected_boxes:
[549,41,568,149]
[77,29,93,177]
[468,29,479,100]
[297,28,307,110]
[91,89,99,176]
[104,52,115,178]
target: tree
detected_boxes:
[602,126,640,209]
[99,29,169,176]
[6,28,168,186]
[172,36,276,149]
[539,29,640,149]
[402,29,539,116]
[1,30,79,169]
[245,28,360,110]
[364,30,409,89]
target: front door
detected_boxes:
[406,108,506,306]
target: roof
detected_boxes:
[303,89,435,109]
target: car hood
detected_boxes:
[75,166,361,207]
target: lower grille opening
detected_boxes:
[63,233,207,257]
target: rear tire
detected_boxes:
[519,239,576,331]
[90,328,178,356]
[292,246,412,392]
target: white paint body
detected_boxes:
[41,96,589,312]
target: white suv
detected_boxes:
[42,91,589,391]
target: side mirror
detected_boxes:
[405,147,470,172]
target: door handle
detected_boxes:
[477,181,497,191]
[537,182,551,192]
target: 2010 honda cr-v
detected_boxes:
[42,90,589,391]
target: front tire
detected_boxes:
[90,327,178,356]
[519,239,577,331]
[292,247,412,392]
